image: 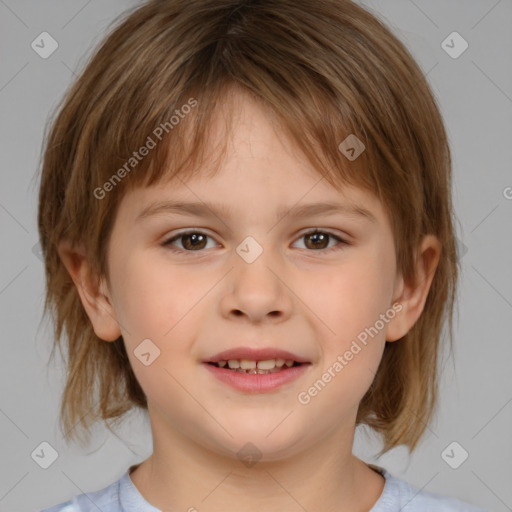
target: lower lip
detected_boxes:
[203,363,311,393]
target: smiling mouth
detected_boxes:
[207,358,306,375]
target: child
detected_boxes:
[36,0,487,510]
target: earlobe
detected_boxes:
[385,235,441,342]
[57,240,122,342]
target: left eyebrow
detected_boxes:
[135,200,376,224]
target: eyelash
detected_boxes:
[161,229,349,255]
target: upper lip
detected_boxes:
[204,347,311,364]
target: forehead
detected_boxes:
[115,88,387,227]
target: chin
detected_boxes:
[209,424,309,462]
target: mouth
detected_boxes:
[203,360,311,393]
[206,358,306,375]
[202,347,312,393]
[203,347,311,373]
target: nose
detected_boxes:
[220,249,293,324]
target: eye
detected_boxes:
[162,230,217,252]
[162,229,348,254]
[291,229,348,253]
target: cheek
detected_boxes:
[112,253,205,407]
[111,251,213,383]
[303,256,393,343]
[297,251,394,401]
[111,250,201,340]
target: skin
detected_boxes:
[59,89,440,512]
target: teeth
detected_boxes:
[218,358,298,371]
[236,367,282,375]
[257,359,276,370]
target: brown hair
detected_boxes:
[37,0,458,455]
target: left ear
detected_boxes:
[385,234,441,342]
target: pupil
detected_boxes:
[184,233,206,250]
[307,232,327,249]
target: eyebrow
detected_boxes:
[135,200,376,224]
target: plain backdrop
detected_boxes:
[0,1,511,511]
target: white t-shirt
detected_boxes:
[38,463,488,511]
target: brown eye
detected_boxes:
[180,233,207,250]
[293,230,347,253]
[304,231,330,250]
[163,231,214,252]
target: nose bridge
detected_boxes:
[234,233,280,295]
[224,233,292,322]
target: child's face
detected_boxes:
[98,91,408,459]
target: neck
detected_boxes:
[129,408,385,512]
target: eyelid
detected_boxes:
[295,227,350,242]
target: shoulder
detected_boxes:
[371,465,488,512]
[37,474,122,512]
[391,476,487,511]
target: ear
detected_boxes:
[57,240,122,342]
[385,234,441,342]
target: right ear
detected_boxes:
[57,240,122,342]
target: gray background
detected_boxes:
[0,1,511,511]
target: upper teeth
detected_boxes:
[217,358,295,369]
